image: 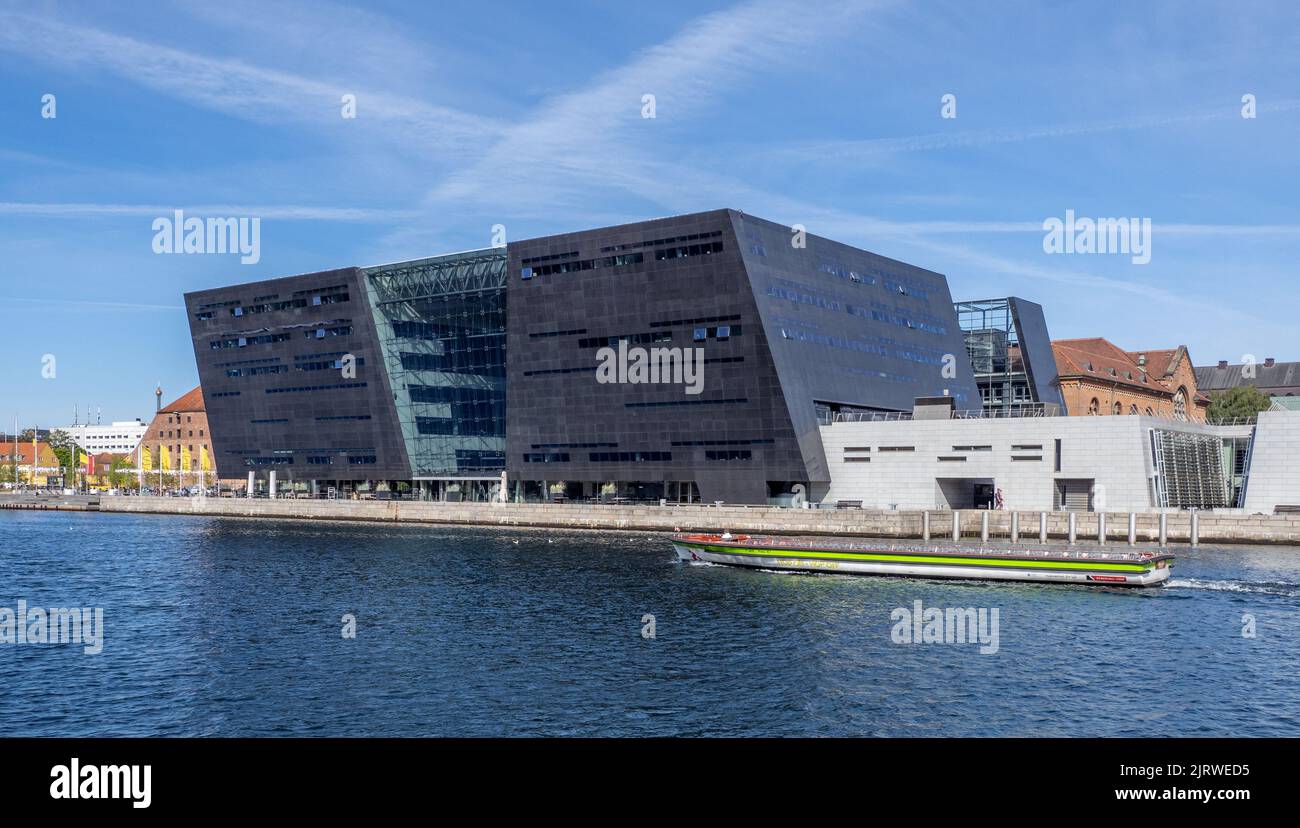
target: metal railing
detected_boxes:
[1205,416,1261,426]
[828,403,1058,423]
[825,407,1269,427]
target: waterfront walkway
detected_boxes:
[3,494,1295,546]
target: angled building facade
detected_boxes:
[186,267,416,492]
[506,209,978,503]
[955,297,1064,416]
[362,250,508,497]
[186,210,977,502]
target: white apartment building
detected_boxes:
[61,420,149,454]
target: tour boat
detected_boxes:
[670,533,1173,587]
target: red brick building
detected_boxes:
[1052,339,1209,421]
[139,387,217,484]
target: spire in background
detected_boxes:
[155,383,163,413]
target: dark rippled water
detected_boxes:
[2,510,1299,736]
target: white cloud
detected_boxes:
[425,0,887,208]
[0,202,417,221]
[746,99,1300,167]
[0,10,501,157]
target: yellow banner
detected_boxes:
[160,444,172,470]
[181,445,192,471]
[141,445,153,471]
[200,446,212,471]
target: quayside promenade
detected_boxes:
[6,494,1299,547]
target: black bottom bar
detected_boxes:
[1,738,1283,814]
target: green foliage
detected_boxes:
[1207,386,1272,422]
[109,455,138,488]
[52,445,74,471]
[46,429,75,451]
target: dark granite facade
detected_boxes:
[185,210,978,502]
[505,209,978,503]
[184,267,410,484]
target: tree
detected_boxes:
[46,429,75,451]
[1207,386,1272,423]
[51,445,75,473]
[41,429,76,474]
[109,455,137,489]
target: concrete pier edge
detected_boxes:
[17,496,1294,546]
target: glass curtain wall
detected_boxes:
[363,251,507,497]
[957,298,1031,415]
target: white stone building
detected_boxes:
[60,420,149,454]
[818,405,1296,514]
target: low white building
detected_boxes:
[60,420,148,455]
[819,403,1296,514]
[1239,411,1300,514]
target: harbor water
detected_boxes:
[2,510,1298,736]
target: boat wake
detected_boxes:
[1167,578,1300,598]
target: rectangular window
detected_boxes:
[523,452,569,463]
[588,451,672,462]
[704,450,751,461]
[1054,439,1062,472]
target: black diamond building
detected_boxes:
[186,209,978,503]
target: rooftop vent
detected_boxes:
[1265,358,1276,367]
[1218,360,1229,369]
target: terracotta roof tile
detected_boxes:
[1053,339,1207,406]
[1,442,58,466]
[1052,338,1155,391]
[159,386,204,414]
